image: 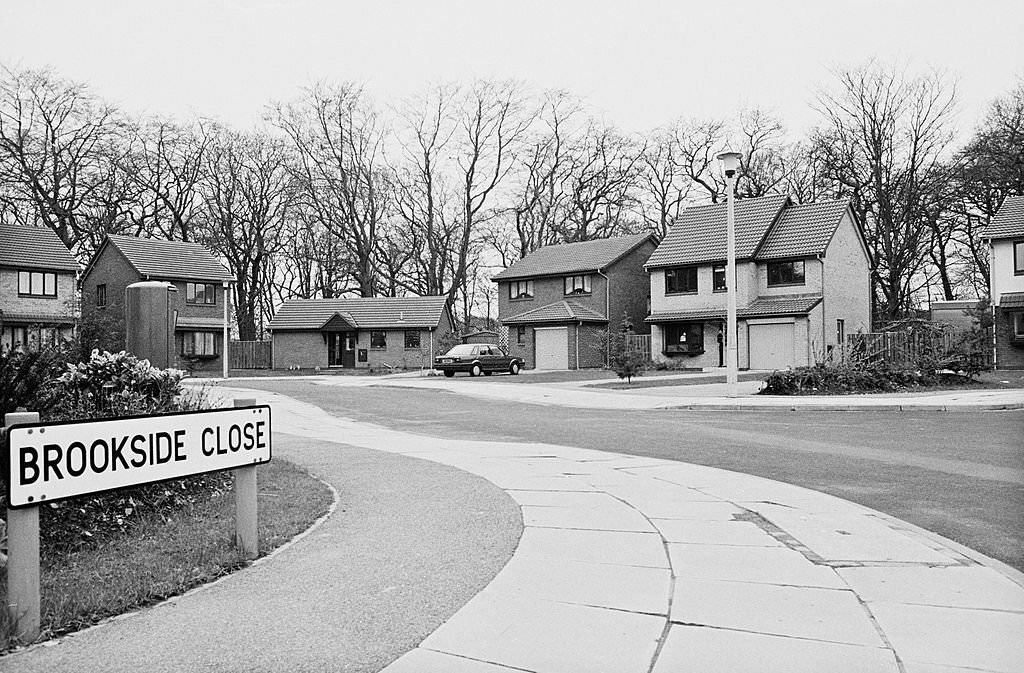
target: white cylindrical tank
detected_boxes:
[125,281,177,369]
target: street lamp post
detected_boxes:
[717,151,741,397]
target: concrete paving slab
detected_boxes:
[900,663,1002,673]
[668,543,846,588]
[505,490,626,508]
[418,592,664,673]
[671,578,885,647]
[654,519,786,547]
[652,625,899,673]
[596,479,728,503]
[521,502,655,531]
[513,527,669,568]
[838,565,1024,611]
[380,648,526,673]
[484,555,671,614]
[750,509,957,564]
[868,602,1024,673]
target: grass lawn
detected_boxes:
[1,458,332,648]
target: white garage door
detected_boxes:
[535,327,569,370]
[748,322,795,370]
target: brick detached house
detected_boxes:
[0,224,80,351]
[267,296,453,371]
[80,234,234,373]
[494,233,658,370]
[645,195,871,370]
[984,195,1024,369]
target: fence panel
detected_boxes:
[230,340,273,369]
[845,328,992,369]
[625,334,651,361]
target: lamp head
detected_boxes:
[717,151,742,178]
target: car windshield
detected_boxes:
[443,344,478,357]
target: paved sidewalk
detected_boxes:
[301,371,1024,411]
[9,387,1022,672]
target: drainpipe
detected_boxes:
[222,281,230,379]
[576,319,581,370]
[819,254,826,363]
[429,327,435,374]
[597,269,610,364]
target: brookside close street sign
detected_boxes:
[5,405,272,508]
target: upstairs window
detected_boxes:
[713,265,727,292]
[665,266,698,294]
[564,274,592,295]
[18,270,57,297]
[1014,241,1024,275]
[767,260,805,286]
[186,282,216,305]
[96,284,107,308]
[509,280,534,299]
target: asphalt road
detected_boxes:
[236,379,1024,572]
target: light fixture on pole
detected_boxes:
[717,151,741,397]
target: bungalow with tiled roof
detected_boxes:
[493,233,658,370]
[0,224,81,351]
[984,195,1024,369]
[80,234,235,373]
[645,195,871,370]
[267,296,453,371]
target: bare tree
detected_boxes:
[272,83,388,297]
[198,128,293,340]
[0,65,123,252]
[813,63,958,322]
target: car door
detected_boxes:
[479,345,498,372]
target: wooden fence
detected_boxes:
[845,329,992,368]
[625,334,652,360]
[229,340,273,369]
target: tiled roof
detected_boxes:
[501,300,607,325]
[493,234,654,281]
[0,311,77,325]
[0,225,80,272]
[757,199,850,260]
[268,296,449,330]
[645,295,823,322]
[645,195,789,268]
[985,195,1024,240]
[104,234,234,282]
[999,292,1024,309]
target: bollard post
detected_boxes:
[4,410,41,643]
[232,398,258,559]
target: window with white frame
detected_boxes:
[509,280,534,299]
[665,266,698,294]
[404,330,421,349]
[370,331,387,348]
[1014,312,1024,340]
[1014,241,1024,275]
[563,274,591,295]
[713,265,726,292]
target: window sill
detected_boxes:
[182,353,219,360]
[665,291,698,296]
[564,292,592,297]
[663,346,704,355]
[766,282,806,288]
[510,296,534,301]
[17,294,57,299]
[712,288,727,293]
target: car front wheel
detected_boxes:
[444,370,455,378]
[509,362,520,375]
[470,363,482,377]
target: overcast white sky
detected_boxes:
[2,0,1021,139]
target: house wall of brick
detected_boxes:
[81,246,137,353]
[0,267,78,318]
[508,325,534,368]
[607,240,657,333]
[821,211,872,347]
[272,315,453,371]
[498,273,610,324]
[995,308,1024,369]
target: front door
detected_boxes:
[327,332,357,368]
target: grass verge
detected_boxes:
[0,458,332,649]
